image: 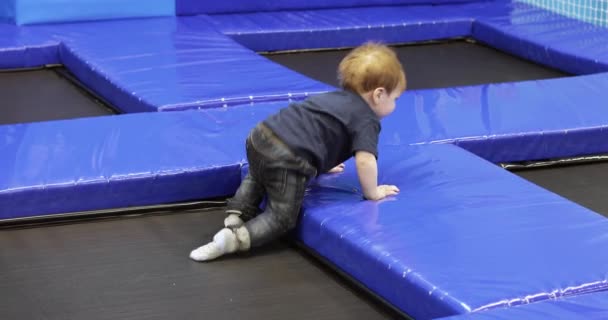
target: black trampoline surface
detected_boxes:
[0,41,599,320]
[0,68,116,125]
[0,208,396,320]
[263,41,569,89]
[514,162,608,218]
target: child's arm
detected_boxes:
[355,151,399,200]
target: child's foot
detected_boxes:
[190,228,239,262]
[235,226,251,251]
[224,213,244,228]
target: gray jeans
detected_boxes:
[227,123,317,247]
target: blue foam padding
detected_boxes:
[205,0,608,75]
[10,0,174,25]
[473,1,608,74]
[0,101,289,219]
[178,0,490,16]
[0,23,58,68]
[5,69,608,218]
[168,72,608,165]
[206,4,476,52]
[382,73,608,163]
[0,2,15,24]
[38,16,332,112]
[297,144,608,319]
[197,74,608,163]
[0,111,251,219]
[440,291,608,319]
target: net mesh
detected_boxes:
[518,0,608,27]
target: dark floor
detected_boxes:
[0,209,396,320]
[0,68,115,125]
[263,41,569,90]
[513,162,608,218]
[0,41,591,320]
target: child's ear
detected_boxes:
[373,87,386,103]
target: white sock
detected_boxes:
[235,226,251,251]
[224,213,244,228]
[189,228,238,262]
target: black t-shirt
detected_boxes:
[263,90,380,173]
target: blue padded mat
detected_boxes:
[0,2,15,24]
[441,291,608,319]
[196,74,608,164]
[0,111,252,219]
[297,144,608,319]
[206,0,608,75]
[0,23,58,68]
[474,1,608,74]
[33,16,332,112]
[206,4,477,52]
[178,0,490,16]
[200,74,608,164]
[10,0,174,26]
[0,101,291,219]
[5,68,608,218]
[382,73,608,163]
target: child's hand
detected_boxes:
[328,163,345,173]
[367,185,399,200]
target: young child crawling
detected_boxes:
[191,42,406,262]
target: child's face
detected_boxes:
[371,88,401,118]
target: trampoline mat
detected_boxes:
[263,41,570,90]
[0,68,116,125]
[514,162,608,218]
[0,208,397,320]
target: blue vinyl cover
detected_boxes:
[0,1,15,24]
[177,0,489,15]
[0,111,252,219]
[297,144,608,319]
[199,73,608,164]
[156,71,608,164]
[207,4,476,52]
[382,73,608,163]
[0,101,291,219]
[0,23,58,68]
[4,69,608,217]
[205,0,608,74]
[38,16,331,112]
[13,0,174,25]
[440,291,608,319]
[473,1,608,74]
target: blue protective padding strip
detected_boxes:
[14,0,174,26]
[177,0,490,16]
[440,291,608,320]
[38,16,331,112]
[297,144,608,319]
[0,23,59,68]
[0,1,15,24]
[206,4,478,51]
[473,1,608,74]
[4,69,608,217]
[0,102,287,218]
[201,74,608,164]
[204,0,608,75]
[174,75,602,164]
[381,73,608,163]
[0,111,251,219]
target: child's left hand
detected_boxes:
[328,163,345,173]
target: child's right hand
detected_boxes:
[366,184,400,200]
